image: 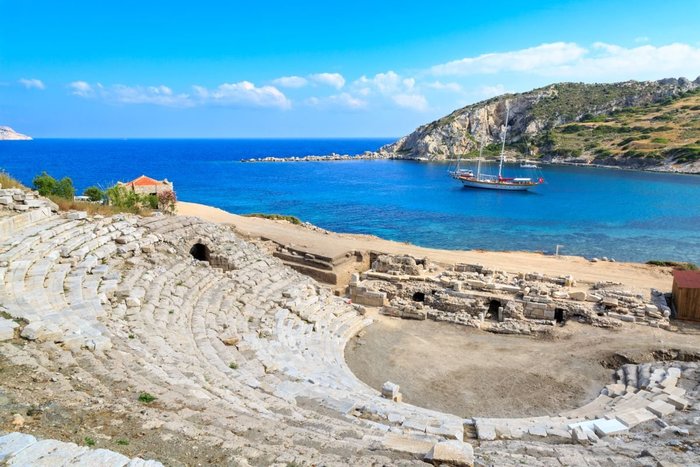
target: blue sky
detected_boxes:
[1,0,700,138]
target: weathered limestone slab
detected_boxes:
[647,399,676,417]
[0,318,19,341]
[424,440,474,467]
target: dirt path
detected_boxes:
[345,311,700,418]
[176,201,674,293]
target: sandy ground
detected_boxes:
[345,310,700,418]
[177,201,674,293]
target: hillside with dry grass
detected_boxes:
[540,88,700,171]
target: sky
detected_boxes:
[1,0,700,138]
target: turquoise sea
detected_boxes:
[1,138,699,263]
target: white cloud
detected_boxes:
[562,42,700,80]
[69,81,95,97]
[431,42,587,76]
[353,71,429,111]
[426,81,463,92]
[18,78,45,90]
[306,92,367,109]
[635,36,650,44]
[355,71,412,94]
[309,72,346,89]
[392,93,428,111]
[198,81,291,109]
[429,41,700,82]
[110,84,193,107]
[69,80,290,109]
[272,75,308,88]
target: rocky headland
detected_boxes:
[245,77,700,173]
[0,126,32,141]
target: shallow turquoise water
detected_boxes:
[1,139,699,263]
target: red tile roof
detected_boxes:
[127,175,167,187]
[673,270,700,289]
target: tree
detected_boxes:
[83,186,104,202]
[33,172,75,200]
[106,184,141,210]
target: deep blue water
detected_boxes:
[1,138,699,263]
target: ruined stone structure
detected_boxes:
[349,254,673,335]
[0,200,698,465]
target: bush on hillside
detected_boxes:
[105,184,144,211]
[83,186,105,202]
[33,172,75,199]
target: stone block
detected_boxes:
[0,318,18,341]
[593,419,628,437]
[381,381,400,400]
[647,399,676,417]
[20,322,63,342]
[666,394,689,410]
[615,408,657,428]
[67,211,87,220]
[0,196,12,205]
[424,440,474,467]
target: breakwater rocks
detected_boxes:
[241,151,393,162]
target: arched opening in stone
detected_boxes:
[190,243,211,262]
[554,308,566,323]
[487,299,501,320]
[412,291,425,302]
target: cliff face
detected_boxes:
[380,77,700,163]
[0,126,32,141]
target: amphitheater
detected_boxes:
[0,188,699,466]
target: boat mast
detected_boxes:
[477,139,483,178]
[498,102,509,179]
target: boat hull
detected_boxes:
[459,178,536,191]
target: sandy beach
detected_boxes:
[177,201,674,293]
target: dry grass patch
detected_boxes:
[0,172,26,189]
[48,196,152,217]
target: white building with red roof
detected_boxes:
[119,175,174,196]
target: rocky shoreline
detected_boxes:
[241,150,700,174]
[241,151,397,162]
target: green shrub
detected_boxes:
[646,260,698,270]
[83,186,105,202]
[145,194,159,210]
[33,172,75,200]
[106,185,144,212]
[651,137,669,144]
[138,392,156,403]
[244,213,302,225]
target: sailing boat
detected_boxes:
[456,103,544,191]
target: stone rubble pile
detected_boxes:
[0,205,697,465]
[0,187,57,213]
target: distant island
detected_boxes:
[0,126,32,140]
